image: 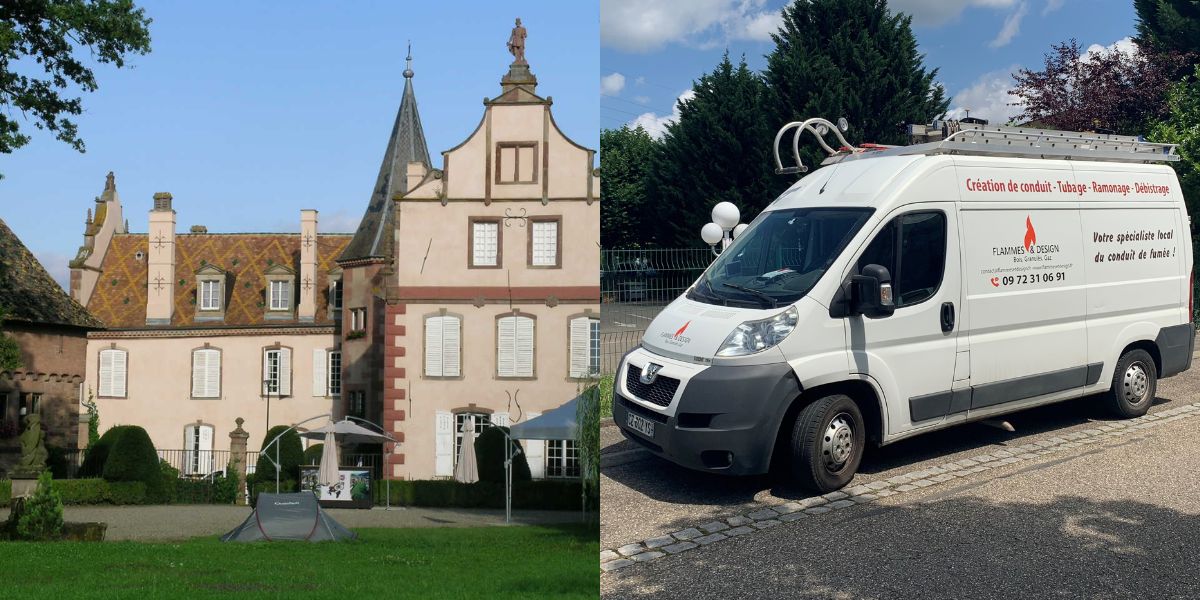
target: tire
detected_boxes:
[1105,349,1157,418]
[789,394,865,493]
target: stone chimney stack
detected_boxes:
[145,192,176,325]
[298,209,318,321]
[405,161,427,193]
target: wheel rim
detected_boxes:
[1122,362,1151,405]
[822,412,855,471]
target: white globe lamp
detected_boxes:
[711,202,740,231]
[701,222,724,246]
[732,223,749,239]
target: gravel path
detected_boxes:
[0,504,584,541]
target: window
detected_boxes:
[262,347,292,396]
[529,218,560,267]
[183,423,214,476]
[330,279,343,311]
[497,315,534,377]
[0,392,9,422]
[454,413,491,467]
[470,219,500,267]
[546,440,580,478]
[496,142,538,184]
[191,348,221,398]
[350,308,366,332]
[269,280,291,311]
[23,393,41,415]
[98,348,128,398]
[425,315,462,377]
[348,391,366,418]
[328,351,341,397]
[199,279,221,311]
[569,316,601,378]
[856,211,947,308]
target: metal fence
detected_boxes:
[156,449,261,477]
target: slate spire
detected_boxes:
[338,44,431,263]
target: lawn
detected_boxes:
[600,373,614,418]
[0,524,598,599]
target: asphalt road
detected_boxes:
[601,360,1200,598]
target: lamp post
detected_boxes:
[702,202,746,256]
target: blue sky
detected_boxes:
[2,1,599,289]
[601,0,1138,136]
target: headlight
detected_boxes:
[716,306,799,357]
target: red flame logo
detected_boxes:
[1023,216,1036,251]
[674,321,692,338]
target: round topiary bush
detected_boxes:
[78,426,128,478]
[475,426,531,484]
[302,443,324,466]
[15,471,63,541]
[102,426,165,503]
[255,425,304,486]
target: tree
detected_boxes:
[765,0,948,174]
[0,307,20,372]
[0,1,152,177]
[1135,0,1200,57]
[1010,39,1176,135]
[599,125,658,249]
[648,53,782,247]
[1150,65,1200,226]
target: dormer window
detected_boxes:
[327,268,343,317]
[195,264,226,322]
[264,263,295,319]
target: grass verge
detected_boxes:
[600,373,614,418]
[0,524,598,599]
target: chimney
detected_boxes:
[298,209,318,321]
[405,161,427,193]
[190,225,208,234]
[146,192,176,325]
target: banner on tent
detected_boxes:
[299,467,373,509]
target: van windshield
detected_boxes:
[689,207,874,308]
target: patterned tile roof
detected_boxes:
[0,217,103,329]
[88,233,351,328]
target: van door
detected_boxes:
[845,203,963,434]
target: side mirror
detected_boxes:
[849,264,895,318]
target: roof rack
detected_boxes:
[773,118,1179,175]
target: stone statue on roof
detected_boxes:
[507,18,527,65]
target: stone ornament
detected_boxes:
[507,18,527,65]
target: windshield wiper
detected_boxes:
[721,283,777,308]
[690,278,728,306]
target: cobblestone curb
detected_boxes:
[600,402,1200,572]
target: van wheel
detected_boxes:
[789,394,865,493]
[1106,349,1157,418]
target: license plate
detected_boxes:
[626,412,655,438]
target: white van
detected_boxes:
[614,118,1195,492]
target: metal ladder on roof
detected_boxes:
[773,118,1180,176]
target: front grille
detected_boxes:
[625,363,681,408]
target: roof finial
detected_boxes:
[105,171,115,192]
[403,41,414,79]
[86,208,92,224]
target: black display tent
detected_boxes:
[221,492,356,542]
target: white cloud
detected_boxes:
[633,95,650,104]
[629,90,696,139]
[34,250,72,291]
[634,76,646,85]
[989,1,1028,48]
[601,72,627,96]
[944,66,1024,125]
[1042,0,1065,15]
[601,0,782,53]
[1084,36,1136,59]
[889,0,1019,27]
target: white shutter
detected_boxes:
[197,425,214,475]
[183,424,197,476]
[569,317,591,378]
[262,350,271,395]
[425,317,444,376]
[494,412,510,427]
[99,350,114,397]
[111,350,127,397]
[206,350,220,397]
[515,317,534,377]
[192,350,207,397]
[525,412,545,479]
[278,347,292,396]
[435,410,453,476]
[497,317,516,377]
[312,349,327,397]
[443,316,461,377]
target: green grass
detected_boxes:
[600,373,614,418]
[0,525,598,599]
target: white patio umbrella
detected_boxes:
[454,416,479,483]
[300,417,399,506]
[317,431,340,487]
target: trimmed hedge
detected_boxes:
[78,426,129,478]
[0,479,147,507]
[302,443,324,466]
[475,426,532,483]
[102,426,168,503]
[255,425,304,484]
[373,479,583,511]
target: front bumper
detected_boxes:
[614,348,801,475]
